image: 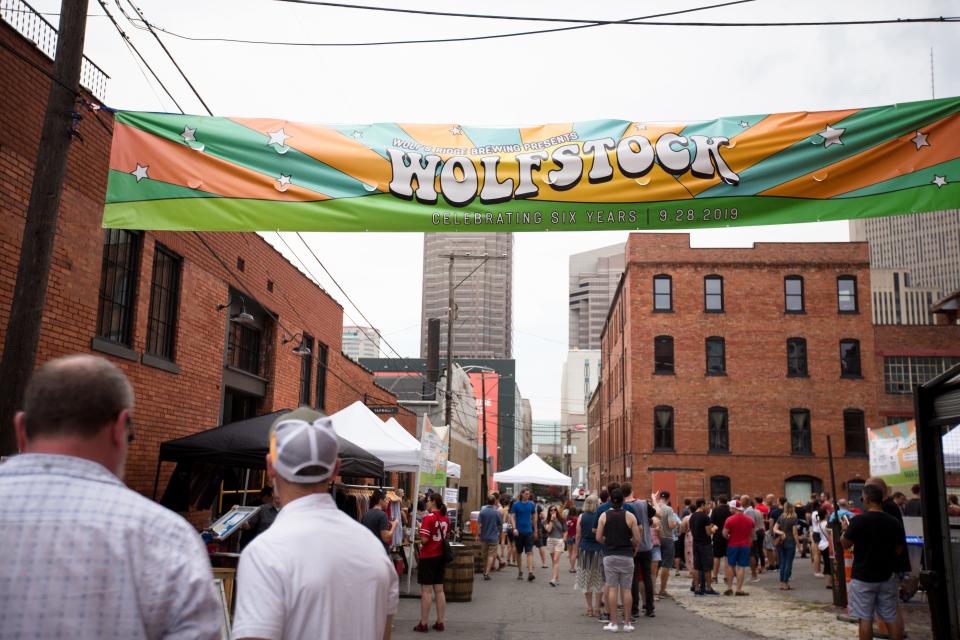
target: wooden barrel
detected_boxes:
[443,544,474,602]
[460,534,484,574]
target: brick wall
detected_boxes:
[0,22,410,501]
[589,234,874,505]
[874,324,960,421]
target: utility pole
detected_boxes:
[441,253,507,428]
[565,427,573,477]
[0,0,90,456]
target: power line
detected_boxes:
[124,0,760,48]
[95,0,184,111]
[117,0,214,114]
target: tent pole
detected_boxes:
[151,460,162,501]
[407,471,421,596]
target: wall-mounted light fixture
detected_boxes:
[283,333,312,357]
[216,295,257,329]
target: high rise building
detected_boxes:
[420,233,513,359]
[560,349,601,487]
[569,243,625,349]
[850,211,960,324]
[342,325,381,360]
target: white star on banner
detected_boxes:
[818,125,845,148]
[352,130,363,140]
[634,123,647,131]
[449,126,463,135]
[278,174,292,187]
[911,131,930,150]
[267,129,290,147]
[739,120,749,128]
[181,126,196,143]
[932,175,947,188]
[132,164,149,182]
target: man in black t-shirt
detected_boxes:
[710,495,732,587]
[689,499,718,596]
[842,484,905,640]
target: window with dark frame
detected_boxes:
[299,334,315,406]
[837,276,858,313]
[787,337,808,377]
[654,336,674,374]
[315,343,329,410]
[710,476,731,501]
[654,405,674,450]
[96,229,141,346]
[840,339,862,377]
[705,337,726,375]
[145,245,181,361]
[704,275,724,312]
[708,406,729,452]
[653,275,672,311]
[784,276,804,313]
[790,408,812,455]
[228,323,262,375]
[843,409,867,456]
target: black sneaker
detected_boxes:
[599,613,610,623]
[644,609,655,618]
[483,574,491,581]
[517,572,523,580]
[528,573,536,582]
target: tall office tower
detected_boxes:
[342,325,381,360]
[569,243,626,349]
[420,233,513,359]
[850,211,960,324]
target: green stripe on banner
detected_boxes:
[115,111,371,199]
[107,169,221,203]
[701,96,960,197]
[837,158,960,198]
[102,182,959,232]
[680,114,768,142]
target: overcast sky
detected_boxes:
[37,0,960,424]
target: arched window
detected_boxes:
[786,337,808,377]
[784,275,804,313]
[790,408,812,454]
[704,275,724,312]
[654,336,674,374]
[784,475,822,505]
[837,276,858,313]
[843,409,867,456]
[705,336,726,375]
[654,405,674,451]
[708,406,729,452]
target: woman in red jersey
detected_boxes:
[415,493,450,633]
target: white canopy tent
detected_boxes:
[382,416,459,479]
[330,402,420,472]
[493,453,572,487]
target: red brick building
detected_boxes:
[588,234,874,505]
[0,17,415,499]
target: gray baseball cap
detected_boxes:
[270,407,339,483]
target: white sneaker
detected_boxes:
[603,623,620,633]
[623,623,635,632]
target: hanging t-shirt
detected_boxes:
[419,510,449,559]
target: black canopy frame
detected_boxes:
[153,409,385,499]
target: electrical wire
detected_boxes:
[118,0,214,115]
[95,0,185,111]
[124,0,761,48]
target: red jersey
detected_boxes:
[755,503,770,517]
[723,513,755,547]
[419,510,450,559]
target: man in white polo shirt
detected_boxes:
[232,408,399,640]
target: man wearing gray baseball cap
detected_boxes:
[232,408,399,640]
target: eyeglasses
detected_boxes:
[125,416,135,444]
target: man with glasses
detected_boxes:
[0,354,222,639]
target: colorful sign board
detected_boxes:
[103,97,960,232]
[467,371,499,493]
[868,420,919,489]
[418,415,449,488]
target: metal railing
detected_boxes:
[0,0,109,101]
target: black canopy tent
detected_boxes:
[153,409,385,499]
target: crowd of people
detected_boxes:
[2,354,950,640]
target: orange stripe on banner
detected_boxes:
[109,123,329,201]
[680,108,859,195]
[762,112,960,198]
[397,124,477,158]
[520,123,573,146]
[232,117,391,191]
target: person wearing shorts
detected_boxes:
[722,500,754,596]
[596,489,640,632]
[510,490,538,581]
[689,499,718,595]
[841,484,906,640]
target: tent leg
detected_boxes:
[407,472,421,596]
[151,460,162,501]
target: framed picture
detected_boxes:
[210,505,260,541]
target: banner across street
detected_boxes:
[103,96,960,232]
